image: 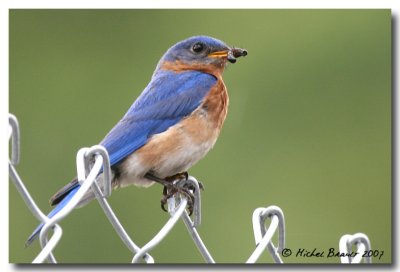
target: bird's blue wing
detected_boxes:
[101,70,217,166]
[27,70,217,246]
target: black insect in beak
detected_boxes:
[228,48,248,63]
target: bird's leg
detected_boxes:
[144,172,169,186]
[164,171,189,182]
[144,172,197,215]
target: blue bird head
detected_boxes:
[155,35,247,73]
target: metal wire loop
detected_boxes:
[248,206,285,263]
[175,176,202,227]
[9,114,20,165]
[84,145,112,198]
[339,233,372,264]
[258,206,285,253]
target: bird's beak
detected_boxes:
[208,50,229,58]
[208,48,248,64]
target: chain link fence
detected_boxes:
[8,113,372,264]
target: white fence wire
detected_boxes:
[8,113,373,264]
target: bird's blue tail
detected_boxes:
[25,185,80,246]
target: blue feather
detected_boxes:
[26,186,80,246]
[101,70,217,166]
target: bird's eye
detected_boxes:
[192,42,205,53]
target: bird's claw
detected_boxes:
[160,184,195,215]
[160,172,201,215]
[198,180,205,191]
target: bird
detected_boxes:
[26,35,247,245]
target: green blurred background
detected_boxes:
[9,10,391,264]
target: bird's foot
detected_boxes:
[163,172,203,215]
[144,172,202,216]
[160,184,196,215]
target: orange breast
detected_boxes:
[201,79,229,131]
[129,78,229,179]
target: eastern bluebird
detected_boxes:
[27,35,247,245]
